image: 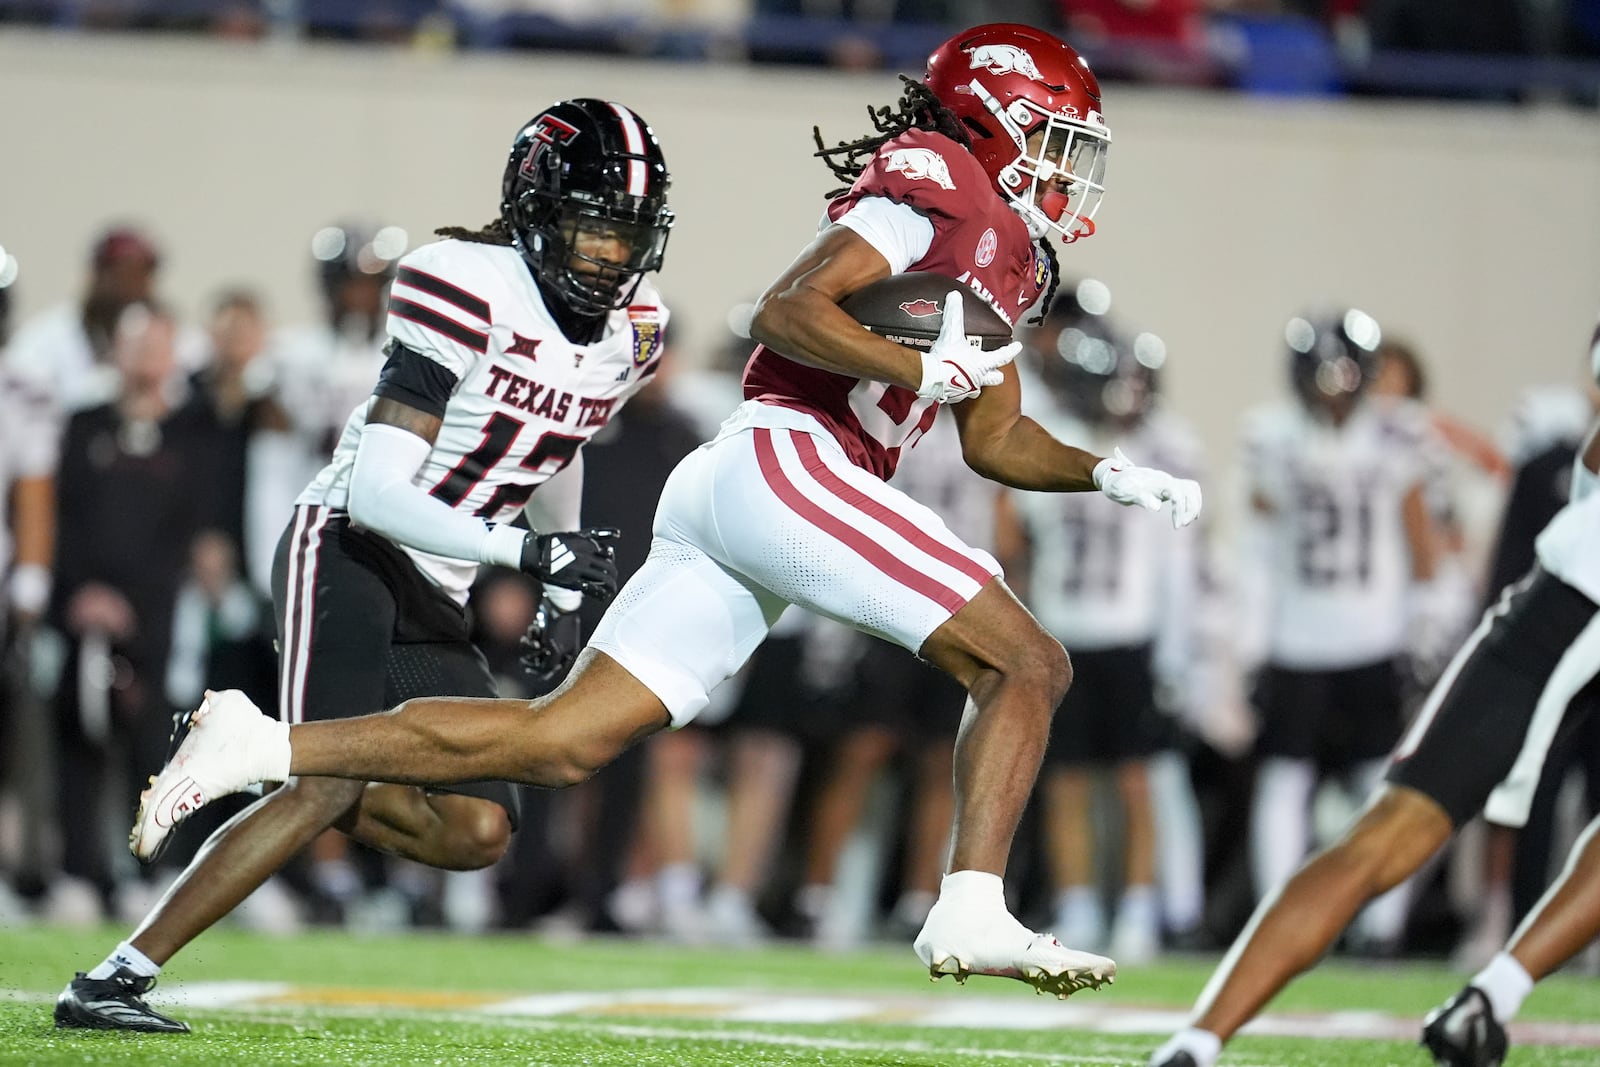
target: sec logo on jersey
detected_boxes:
[975,228,997,268]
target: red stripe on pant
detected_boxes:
[752,428,968,614]
[788,429,993,587]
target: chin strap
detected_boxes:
[1007,196,1095,245]
[1007,198,1052,241]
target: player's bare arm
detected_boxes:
[9,472,54,621]
[367,395,443,445]
[949,364,1101,491]
[1401,482,1439,581]
[749,225,923,389]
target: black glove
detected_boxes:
[519,595,584,684]
[520,528,620,602]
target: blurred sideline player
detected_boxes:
[798,412,1000,947]
[0,247,58,920]
[1233,309,1450,955]
[607,319,817,945]
[1367,338,1494,683]
[1148,313,1600,1067]
[57,98,673,1032]
[998,284,1208,962]
[273,223,409,462]
[134,24,1202,999]
[621,611,840,944]
[3,226,206,423]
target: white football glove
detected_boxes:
[1092,447,1204,529]
[915,290,1021,405]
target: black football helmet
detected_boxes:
[501,99,674,318]
[310,223,408,308]
[1055,328,1165,427]
[1032,280,1160,426]
[1286,309,1382,417]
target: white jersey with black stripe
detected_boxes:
[297,238,669,602]
[0,365,56,585]
[1244,398,1435,669]
[1535,421,1600,605]
[1014,409,1204,648]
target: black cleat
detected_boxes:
[1421,985,1507,1067]
[1150,1054,1198,1067]
[54,970,190,1033]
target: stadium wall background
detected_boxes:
[2,29,1598,475]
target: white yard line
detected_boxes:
[12,982,1600,1052]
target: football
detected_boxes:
[839,271,1015,352]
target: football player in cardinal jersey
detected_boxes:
[1000,289,1209,964]
[57,99,672,1033]
[130,25,1201,1001]
[1149,316,1600,1067]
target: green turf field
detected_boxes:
[3,925,1597,1065]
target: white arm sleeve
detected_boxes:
[834,196,936,275]
[521,453,587,611]
[522,451,584,535]
[348,423,526,568]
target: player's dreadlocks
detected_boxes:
[812,75,1059,325]
[1031,241,1059,328]
[435,219,515,245]
[813,76,970,197]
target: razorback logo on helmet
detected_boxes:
[628,306,663,366]
[519,114,581,180]
[966,43,1044,82]
[899,299,941,318]
[883,147,956,191]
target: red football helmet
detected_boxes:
[925,23,1110,243]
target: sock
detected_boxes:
[387,860,436,904]
[656,862,702,915]
[1055,885,1099,915]
[1053,885,1104,942]
[1472,951,1534,1024]
[1117,884,1158,928]
[937,870,1006,909]
[1150,1027,1221,1067]
[88,941,160,980]
[796,883,833,922]
[706,883,753,915]
[311,858,363,901]
[892,889,936,927]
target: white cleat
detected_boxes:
[130,689,278,863]
[914,899,1117,1000]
